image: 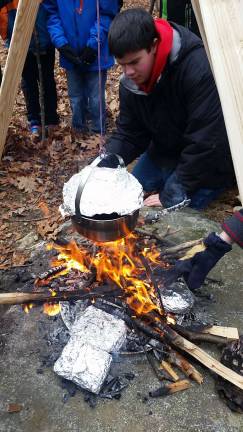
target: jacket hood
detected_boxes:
[169,22,203,67]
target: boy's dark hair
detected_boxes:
[108,8,157,58]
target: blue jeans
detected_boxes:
[66,68,107,133]
[132,152,224,210]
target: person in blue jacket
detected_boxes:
[43,0,118,135]
[0,2,59,135]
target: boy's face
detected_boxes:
[116,41,157,86]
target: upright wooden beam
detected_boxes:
[0,0,41,160]
[192,0,243,204]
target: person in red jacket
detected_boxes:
[168,209,243,290]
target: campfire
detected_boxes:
[2,228,242,409]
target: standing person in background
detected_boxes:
[0,0,14,86]
[43,0,119,137]
[158,0,200,37]
[0,1,59,137]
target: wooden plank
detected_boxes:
[202,325,239,340]
[172,335,243,390]
[0,0,41,160]
[191,0,243,204]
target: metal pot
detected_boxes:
[71,154,140,242]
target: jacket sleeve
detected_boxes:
[222,209,243,248]
[42,0,68,48]
[106,83,151,165]
[162,47,230,204]
[87,0,118,51]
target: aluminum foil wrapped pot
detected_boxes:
[61,154,143,242]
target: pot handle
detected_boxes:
[75,153,125,218]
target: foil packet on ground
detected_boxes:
[60,165,143,218]
[160,281,195,314]
[54,306,127,394]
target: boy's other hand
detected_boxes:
[58,44,81,65]
[144,193,162,207]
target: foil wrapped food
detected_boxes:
[160,281,195,314]
[54,306,127,394]
[59,165,143,217]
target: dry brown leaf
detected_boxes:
[7,403,23,413]
[38,201,50,217]
[109,99,119,112]
[37,215,62,240]
[12,176,37,194]
[12,251,28,266]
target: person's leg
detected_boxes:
[132,151,173,191]
[189,187,225,210]
[66,68,87,132]
[21,51,40,126]
[39,46,59,126]
[85,70,107,133]
[167,0,187,25]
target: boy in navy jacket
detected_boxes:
[0,1,59,135]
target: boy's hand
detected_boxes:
[144,193,162,207]
[58,44,81,65]
[80,46,97,65]
[165,232,232,290]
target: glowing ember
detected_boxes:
[23,303,34,313]
[47,234,169,317]
[43,303,61,316]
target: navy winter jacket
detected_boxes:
[43,0,118,71]
[106,24,234,207]
[3,4,52,52]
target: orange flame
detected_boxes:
[47,233,169,317]
[43,302,61,316]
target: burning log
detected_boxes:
[149,379,191,398]
[35,265,68,285]
[0,286,122,305]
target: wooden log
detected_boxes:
[159,360,180,382]
[168,349,204,384]
[202,325,239,340]
[160,239,203,257]
[149,380,190,397]
[164,326,243,390]
[0,0,41,159]
[0,287,122,305]
[172,324,232,345]
[192,0,243,204]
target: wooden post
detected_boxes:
[191,0,243,204]
[0,0,41,160]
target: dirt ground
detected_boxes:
[0,0,240,272]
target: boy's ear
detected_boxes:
[151,38,158,54]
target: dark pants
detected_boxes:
[0,66,2,85]
[21,47,59,126]
[132,151,224,210]
[166,0,200,38]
